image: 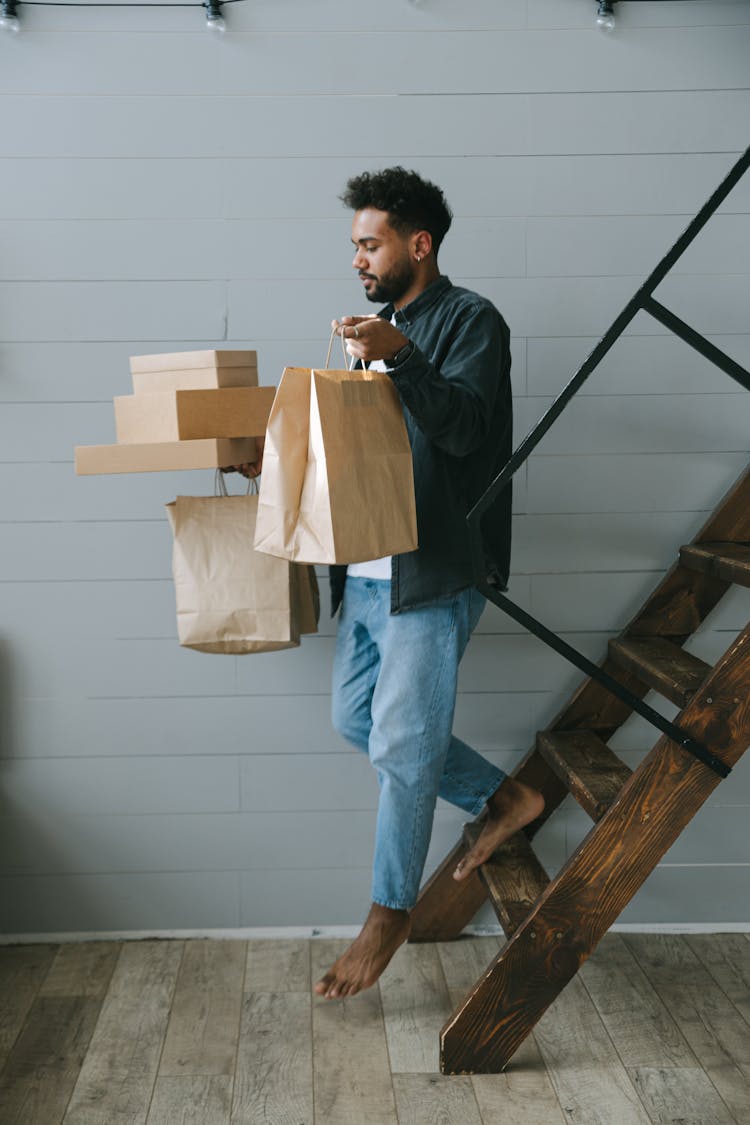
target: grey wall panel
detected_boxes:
[0,217,527,283]
[527,452,749,513]
[241,867,372,929]
[525,394,750,455]
[5,154,749,223]
[512,511,707,573]
[619,866,750,925]
[1,522,170,581]
[0,871,241,933]
[6,696,352,759]
[4,30,750,98]
[2,11,748,935]
[527,215,750,279]
[530,0,750,29]
[527,333,750,397]
[3,93,749,161]
[0,281,227,343]
[0,755,240,817]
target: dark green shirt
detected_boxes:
[330,275,513,614]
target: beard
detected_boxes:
[360,256,416,304]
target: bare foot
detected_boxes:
[314,903,411,1000]
[453,778,545,882]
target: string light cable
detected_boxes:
[0,0,247,33]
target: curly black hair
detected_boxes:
[340,166,453,254]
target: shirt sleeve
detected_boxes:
[387,302,508,458]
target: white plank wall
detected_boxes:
[1,0,749,935]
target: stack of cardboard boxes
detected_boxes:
[75,350,275,474]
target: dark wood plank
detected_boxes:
[0,997,103,1125]
[463,824,549,938]
[0,945,58,1072]
[608,637,710,706]
[537,731,632,821]
[681,541,750,588]
[440,623,750,1073]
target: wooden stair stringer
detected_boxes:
[409,463,750,944]
[440,622,750,1074]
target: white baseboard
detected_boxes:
[1,922,749,945]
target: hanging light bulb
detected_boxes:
[205,0,225,33]
[596,0,616,32]
[0,0,20,33]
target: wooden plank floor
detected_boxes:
[0,933,748,1124]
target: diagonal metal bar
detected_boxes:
[476,585,731,779]
[468,145,750,532]
[643,297,750,393]
[464,147,750,769]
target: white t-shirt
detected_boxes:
[346,346,392,581]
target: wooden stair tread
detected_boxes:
[681,541,750,588]
[463,822,549,938]
[608,636,711,706]
[536,730,632,821]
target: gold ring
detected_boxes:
[353,325,359,338]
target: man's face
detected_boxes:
[351,208,416,304]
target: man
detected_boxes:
[234,167,543,1000]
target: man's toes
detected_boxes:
[314,973,335,996]
[453,848,484,880]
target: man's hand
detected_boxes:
[333,316,409,365]
[220,435,265,479]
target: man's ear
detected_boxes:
[412,230,433,261]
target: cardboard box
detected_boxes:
[130,350,258,394]
[130,349,258,373]
[75,437,257,476]
[114,386,276,444]
[132,365,258,394]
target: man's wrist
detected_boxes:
[387,339,416,368]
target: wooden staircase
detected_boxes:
[409,463,750,1074]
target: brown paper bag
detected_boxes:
[254,347,418,563]
[166,492,318,654]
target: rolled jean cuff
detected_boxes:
[468,769,507,817]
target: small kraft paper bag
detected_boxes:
[253,327,418,564]
[166,479,319,654]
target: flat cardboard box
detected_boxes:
[132,364,258,395]
[75,437,257,475]
[130,349,257,373]
[114,386,276,443]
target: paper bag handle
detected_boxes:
[324,323,369,372]
[215,468,258,496]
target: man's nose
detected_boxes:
[352,248,367,270]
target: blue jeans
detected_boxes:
[332,577,507,911]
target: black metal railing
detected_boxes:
[468,145,750,780]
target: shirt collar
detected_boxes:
[380,275,452,329]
